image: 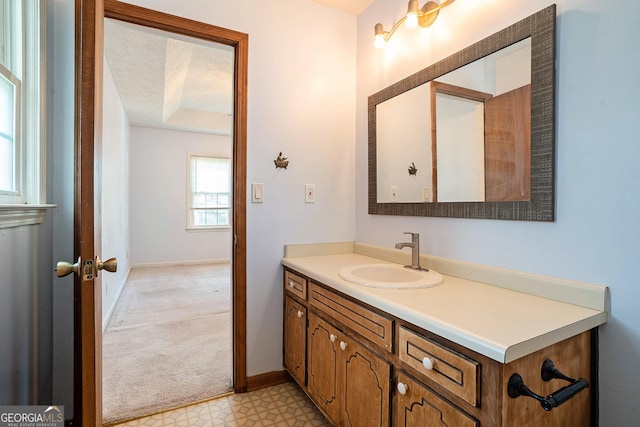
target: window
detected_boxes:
[188,155,231,229]
[0,0,46,216]
[0,64,19,195]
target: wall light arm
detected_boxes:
[374,0,455,49]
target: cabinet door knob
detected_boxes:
[397,382,409,395]
[423,357,434,370]
[297,310,303,318]
[340,341,348,351]
[330,334,337,342]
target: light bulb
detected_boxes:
[374,23,386,49]
[405,12,418,29]
[405,0,420,29]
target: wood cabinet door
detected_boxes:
[341,338,392,427]
[284,296,307,386]
[308,313,341,425]
[396,372,478,427]
[484,84,531,202]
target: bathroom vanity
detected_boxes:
[281,242,607,427]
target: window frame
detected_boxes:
[186,154,232,231]
[0,0,52,228]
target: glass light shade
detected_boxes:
[405,12,418,29]
[374,23,386,49]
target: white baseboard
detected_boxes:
[102,265,131,333]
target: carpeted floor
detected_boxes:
[102,263,233,424]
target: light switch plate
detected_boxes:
[423,187,430,202]
[252,183,264,203]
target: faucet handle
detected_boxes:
[403,232,419,242]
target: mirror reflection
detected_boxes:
[376,38,531,203]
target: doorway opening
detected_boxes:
[73,0,247,422]
[97,3,247,424]
[102,263,232,423]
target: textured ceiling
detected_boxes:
[104,18,234,135]
[103,2,370,135]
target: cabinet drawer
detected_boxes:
[285,269,307,300]
[399,326,479,407]
[396,371,478,427]
[309,282,393,353]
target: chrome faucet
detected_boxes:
[395,232,427,271]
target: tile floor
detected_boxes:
[110,381,331,427]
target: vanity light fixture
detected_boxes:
[374,0,454,49]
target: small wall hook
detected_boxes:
[274,152,289,169]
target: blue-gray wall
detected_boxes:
[0,220,53,404]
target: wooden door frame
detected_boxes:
[75,0,248,423]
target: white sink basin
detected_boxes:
[338,264,443,289]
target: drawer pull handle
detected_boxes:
[297,310,303,318]
[340,341,348,351]
[397,382,409,395]
[289,281,295,288]
[507,359,589,411]
[422,357,434,370]
[329,334,337,343]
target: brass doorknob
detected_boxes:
[55,257,81,278]
[55,256,118,279]
[96,256,118,274]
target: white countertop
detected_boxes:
[281,242,608,363]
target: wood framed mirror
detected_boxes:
[368,5,555,221]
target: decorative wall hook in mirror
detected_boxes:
[374,0,455,49]
[368,5,556,221]
[274,152,289,169]
[408,162,418,175]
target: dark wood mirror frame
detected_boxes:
[368,5,555,221]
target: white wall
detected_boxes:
[48,0,356,410]
[356,1,640,425]
[101,58,131,327]
[436,95,485,202]
[43,1,640,425]
[128,126,232,265]
[376,83,431,203]
[122,0,357,376]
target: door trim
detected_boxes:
[75,0,104,423]
[102,0,249,393]
[74,0,248,422]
